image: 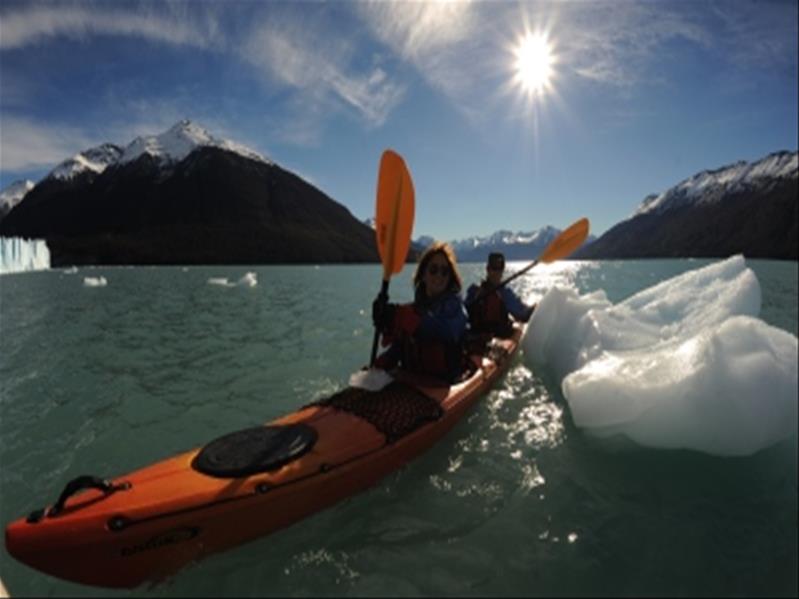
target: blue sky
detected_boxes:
[1,0,796,240]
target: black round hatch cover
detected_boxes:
[192,424,318,478]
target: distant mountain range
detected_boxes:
[0,121,381,266]
[576,150,797,260]
[361,219,594,263]
[1,125,795,265]
[410,151,796,263]
[413,227,597,263]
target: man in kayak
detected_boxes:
[465,252,535,339]
[372,242,468,383]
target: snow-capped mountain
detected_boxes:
[415,235,435,248]
[414,226,586,262]
[452,227,562,261]
[48,144,123,181]
[632,151,797,218]
[0,120,378,266]
[43,121,270,183]
[457,227,559,250]
[0,180,34,219]
[578,150,798,260]
[118,120,269,167]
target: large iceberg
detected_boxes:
[522,255,798,456]
[0,237,51,275]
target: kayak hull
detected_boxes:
[5,328,522,588]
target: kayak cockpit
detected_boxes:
[192,424,318,478]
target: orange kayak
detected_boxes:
[5,326,522,588]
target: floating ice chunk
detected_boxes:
[63,266,79,274]
[523,255,798,456]
[237,272,257,287]
[563,316,797,455]
[83,276,107,287]
[208,277,233,287]
[207,272,257,288]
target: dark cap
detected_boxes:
[487,252,505,269]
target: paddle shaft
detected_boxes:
[465,218,589,307]
[498,259,539,289]
[465,260,538,307]
[370,280,389,366]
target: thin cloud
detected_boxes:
[542,2,711,88]
[241,12,405,131]
[0,114,190,175]
[0,111,276,177]
[356,0,479,61]
[354,0,792,128]
[540,2,795,88]
[0,2,222,51]
[0,70,37,108]
[708,1,798,73]
[0,116,99,171]
[356,2,714,106]
[1,3,406,137]
[356,0,483,106]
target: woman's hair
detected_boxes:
[413,241,463,294]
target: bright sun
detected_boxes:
[514,32,554,96]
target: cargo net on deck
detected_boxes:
[309,382,443,443]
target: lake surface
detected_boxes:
[1,258,796,597]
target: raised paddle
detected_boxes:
[369,149,415,366]
[467,217,590,306]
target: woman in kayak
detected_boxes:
[466,252,535,339]
[372,242,468,383]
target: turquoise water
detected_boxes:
[0,259,796,597]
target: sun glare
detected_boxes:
[514,32,554,96]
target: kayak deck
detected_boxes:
[5,326,522,588]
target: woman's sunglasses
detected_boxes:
[426,263,450,277]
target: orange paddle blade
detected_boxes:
[375,150,415,280]
[539,218,590,263]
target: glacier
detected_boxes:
[0,237,51,275]
[522,255,798,456]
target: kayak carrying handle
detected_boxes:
[26,475,131,523]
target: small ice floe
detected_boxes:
[63,266,79,274]
[83,276,107,287]
[207,277,232,287]
[237,272,257,287]
[207,272,257,288]
[523,255,798,457]
[349,368,394,392]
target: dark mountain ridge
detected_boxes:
[576,150,798,260]
[0,128,381,266]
